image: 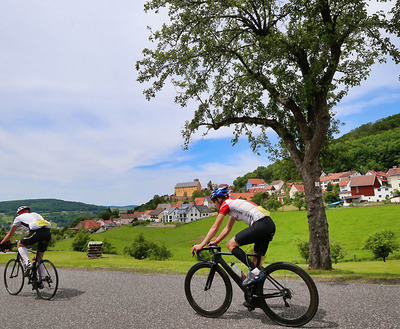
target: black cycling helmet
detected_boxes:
[210,186,229,201]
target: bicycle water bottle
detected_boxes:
[230,262,245,280]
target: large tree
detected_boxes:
[136,0,399,269]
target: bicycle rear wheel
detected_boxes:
[257,262,319,327]
[4,259,25,295]
[35,260,59,300]
[184,262,232,317]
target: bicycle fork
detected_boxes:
[204,263,218,291]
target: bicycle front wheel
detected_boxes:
[35,260,59,300]
[257,262,319,327]
[184,262,232,317]
[4,259,25,295]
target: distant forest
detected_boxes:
[0,199,107,228]
[233,113,400,191]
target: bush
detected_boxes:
[101,238,117,255]
[363,230,399,262]
[72,228,92,252]
[330,240,345,264]
[294,238,309,263]
[124,233,172,260]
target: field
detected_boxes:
[1,204,399,283]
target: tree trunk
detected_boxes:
[302,163,332,270]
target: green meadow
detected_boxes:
[1,204,399,283]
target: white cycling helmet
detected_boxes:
[17,206,31,215]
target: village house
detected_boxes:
[148,208,165,222]
[72,219,101,231]
[387,166,400,189]
[162,207,180,223]
[348,174,385,203]
[366,170,389,186]
[270,180,284,192]
[246,178,268,190]
[289,184,305,198]
[319,171,360,190]
[115,213,136,226]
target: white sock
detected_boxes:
[251,267,261,276]
[18,247,30,266]
[38,263,45,279]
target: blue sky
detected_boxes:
[0,1,399,206]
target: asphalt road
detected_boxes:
[0,266,399,329]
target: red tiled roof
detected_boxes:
[248,179,266,185]
[75,220,101,230]
[387,168,400,176]
[292,184,305,192]
[230,192,257,200]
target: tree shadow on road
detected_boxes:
[43,288,85,301]
[220,307,338,328]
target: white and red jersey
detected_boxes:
[219,198,270,226]
[12,212,50,231]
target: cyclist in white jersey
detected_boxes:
[192,186,275,286]
[1,206,51,276]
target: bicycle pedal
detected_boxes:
[243,301,256,311]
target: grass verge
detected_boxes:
[1,251,398,284]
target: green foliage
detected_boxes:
[0,199,106,228]
[70,216,92,228]
[72,228,92,252]
[294,238,309,264]
[250,192,266,206]
[233,162,301,191]
[322,114,400,173]
[330,240,345,264]
[124,233,172,261]
[101,238,117,255]
[134,195,169,212]
[392,189,400,197]
[363,230,400,262]
[266,198,282,211]
[293,192,306,211]
[324,191,341,204]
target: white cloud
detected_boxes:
[0,0,399,206]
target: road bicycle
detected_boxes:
[185,245,318,327]
[0,242,59,300]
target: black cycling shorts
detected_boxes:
[20,228,51,252]
[234,216,275,256]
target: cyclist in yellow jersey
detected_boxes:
[192,186,275,286]
[1,206,51,276]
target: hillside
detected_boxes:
[52,204,400,264]
[233,113,400,189]
[0,199,107,228]
[321,113,400,173]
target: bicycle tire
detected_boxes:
[257,262,319,327]
[4,259,25,295]
[184,261,232,317]
[35,260,59,300]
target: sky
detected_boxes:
[0,1,399,207]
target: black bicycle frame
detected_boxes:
[204,249,258,300]
[202,247,285,302]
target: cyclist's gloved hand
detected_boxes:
[191,244,203,255]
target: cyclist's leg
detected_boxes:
[18,233,36,266]
[231,216,276,270]
[226,238,256,269]
[36,229,51,280]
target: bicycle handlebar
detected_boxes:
[0,242,16,252]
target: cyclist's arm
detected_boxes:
[1,225,18,244]
[191,213,225,253]
[210,216,235,245]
